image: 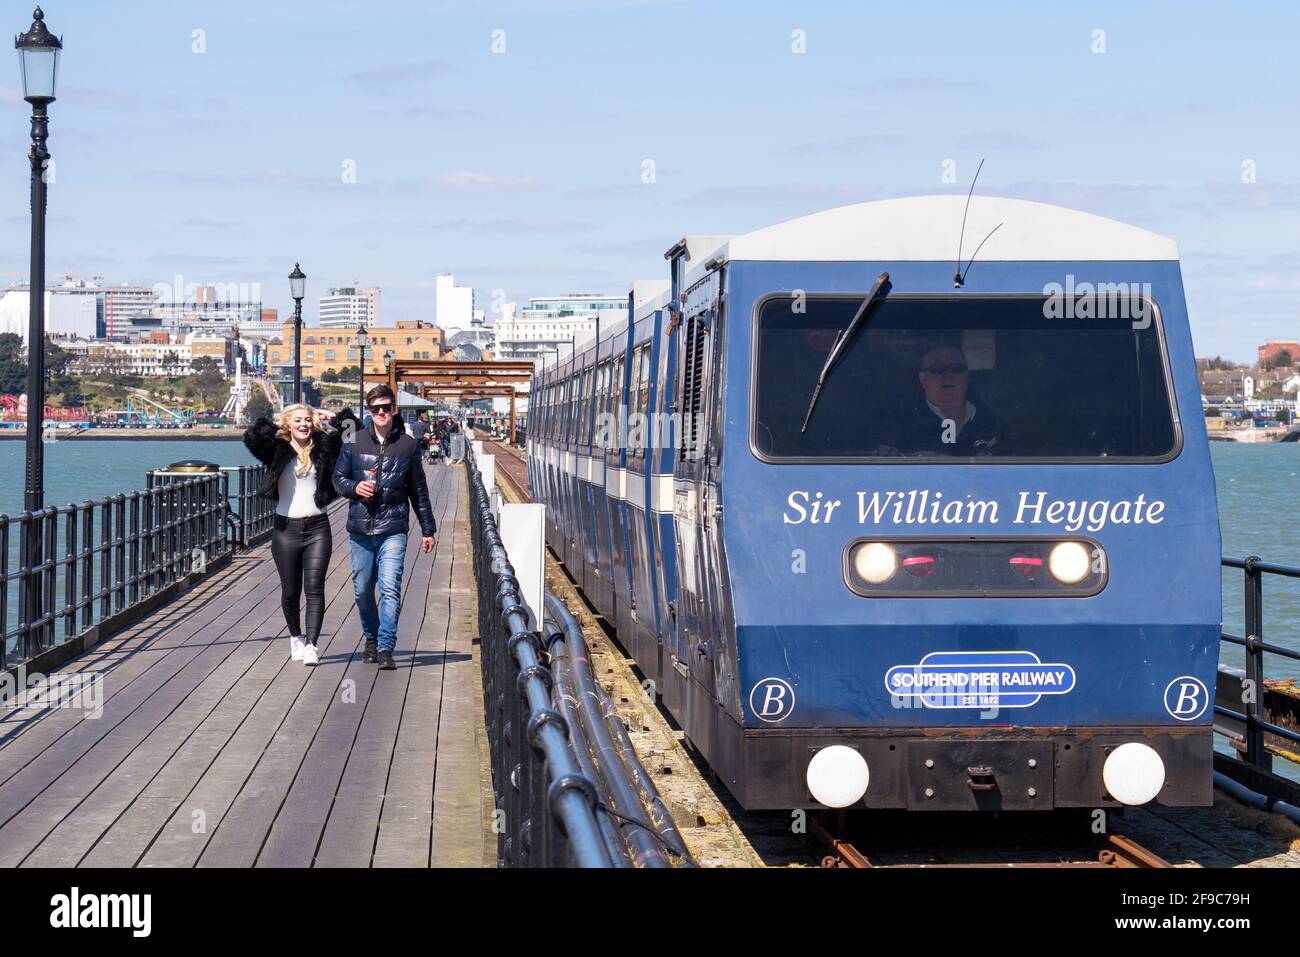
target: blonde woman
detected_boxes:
[243,403,357,665]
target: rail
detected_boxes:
[1,463,273,671]
[1217,555,1300,773]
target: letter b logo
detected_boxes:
[749,677,796,723]
[1163,676,1208,721]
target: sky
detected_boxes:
[0,0,1294,363]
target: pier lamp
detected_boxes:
[355,324,368,412]
[16,6,61,652]
[288,262,306,403]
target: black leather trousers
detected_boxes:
[271,513,332,645]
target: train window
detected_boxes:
[637,345,651,418]
[753,294,1178,461]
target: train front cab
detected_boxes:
[666,197,1222,813]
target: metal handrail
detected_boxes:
[1,463,275,670]
[1218,555,1300,771]
[467,445,613,867]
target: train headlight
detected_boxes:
[1102,742,1165,806]
[1048,542,1091,584]
[851,542,897,585]
[806,745,870,808]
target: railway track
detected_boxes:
[483,439,530,501]
[808,814,1170,868]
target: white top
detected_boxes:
[677,195,1180,285]
[277,459,323,518]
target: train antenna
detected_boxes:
[958,222,1003,286]
[954,158,984,287]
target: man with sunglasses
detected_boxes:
[902,344,1000,454]
[334,385,438,670]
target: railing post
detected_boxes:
[1243,556,1270,770]
[81,502,93,631]
[41,509,56,651]
[63,506,75,641]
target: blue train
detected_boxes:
[528,195,1220,811]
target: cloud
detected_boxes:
[679,183,878,206]
[344,61,455,92]
[400,171,546,192]
[840,77,984,96]
[175,217,242,231]
[399,105,481,120]
[957,131,1047,151]
[145,253,246,266]
[778,134,905,157]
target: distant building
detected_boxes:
[1258,340,1300,368]
[492,293,627,366]
[319,286,381,329]
[103,284,161,340]
[435,274,475,333]
[0,285,100,341]
[65,338,194,376]
[267,320,446,381]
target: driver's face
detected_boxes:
[918,348,969,407]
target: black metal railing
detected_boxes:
[0,464,275,671]
[468,444,693,867]
[1218,555,1300,772]
[470,448,612,866]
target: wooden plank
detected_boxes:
[315,467,456,867]
[2,461,493,869]
[24,513,358,866]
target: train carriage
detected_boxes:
[533,195,1221,813]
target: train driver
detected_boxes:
[897,344,1001,454]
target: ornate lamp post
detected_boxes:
[16,6,60,653]
[288,262,305,403]
[355,324,368,412]
[17,6,59,514]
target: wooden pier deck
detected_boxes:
[0,462,493,868]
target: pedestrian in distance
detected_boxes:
[333,385,438,671]
[243,403,357,666]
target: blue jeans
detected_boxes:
[349,532,407,652]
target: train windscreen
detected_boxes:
[752,294,1178,461]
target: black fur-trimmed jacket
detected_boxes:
[242,407,358,508]
[333,413,437,539]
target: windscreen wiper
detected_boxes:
[799,271,891,433]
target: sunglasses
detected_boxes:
[369,403,394,414]
[922,364,968,375]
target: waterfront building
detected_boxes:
[64,338,195,376]
[319,285,381,329]
[435,274,475,333]
[492,293,623,366]
[0,283,101,340]
[267,320,446,381]
[1258,339,1300,368]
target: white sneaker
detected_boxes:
[289,635,306,661]
[302,643,320,666]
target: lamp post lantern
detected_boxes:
[288,262,305,403]
[16,6,60,654]
[355,324,368,413]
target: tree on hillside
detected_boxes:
[1275,349,1293,368]
[193,366,226,409]
[1205,356,1233,371]
[245,390,272,424]
[322,368,339,383]
[192,355,221,374]
[0,333,25,394]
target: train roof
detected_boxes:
[673,195,1179,284]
